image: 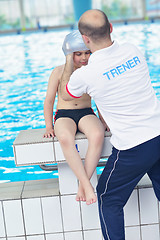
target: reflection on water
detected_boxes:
[0,23,160,183]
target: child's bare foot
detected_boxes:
[85,189,97,205]
[84,183,97,205]
[76,183,86,202]
[76,181,97,205]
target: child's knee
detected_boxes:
[57,131,74,147]
[91,128,104,145]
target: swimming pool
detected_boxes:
[0,22,160,183]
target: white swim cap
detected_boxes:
[62,30,89,56]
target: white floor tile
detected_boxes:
[139,188,159,224]
[0,201,5,237]
[159,201,160,221]
[41,196,63,233]
[125,226,141,240]
[61,195,82,231]
[3,200,24,237]
[58,162,78,195]
[22,198,44,235]
[124,189,140,226]
[90,170,98,191]
[141,224,160,240]
[138,174,152,187]
[64,231,83,240]
[84,229,102,240]
[8,237,25,240]
[81,200,100,230]
[46,233,64,240]
[27,235,45,240]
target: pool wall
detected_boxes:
[0,173,159,240]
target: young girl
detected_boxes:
[44,30,106,205]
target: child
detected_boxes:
[44,30,106,205]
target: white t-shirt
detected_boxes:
[67,41,160,150]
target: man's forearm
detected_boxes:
[60,54,74,101]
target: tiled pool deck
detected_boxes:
[0,175,159,240]
[5,129,160,239]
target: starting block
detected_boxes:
[13,128,112,166]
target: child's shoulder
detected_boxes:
[49,65,65,85]
[52,64,65,75]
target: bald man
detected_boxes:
[60,9,160,240]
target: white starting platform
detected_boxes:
[13,128,112,198]
[13,128,112,166]
[13,128,112,196]
[13,129,112,195]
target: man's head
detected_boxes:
[78,9,112,51]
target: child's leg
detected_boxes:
[78,115,105,198]
[54,118,97,204]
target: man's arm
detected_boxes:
[59,54,75,101]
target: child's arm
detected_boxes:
[43,67,60,138]
[60,54,75,101]
[97,107,110,132]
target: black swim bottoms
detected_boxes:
[54,108,95,129]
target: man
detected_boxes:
[60,9,160,240]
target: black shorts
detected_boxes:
[54,107,95,130]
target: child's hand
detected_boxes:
[43,128,55,138]
[66,53,74,65]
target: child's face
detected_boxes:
[73,50,91,69]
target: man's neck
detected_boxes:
[91,40,113,53]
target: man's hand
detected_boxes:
[104,122,110,132]
[43,128,55,138]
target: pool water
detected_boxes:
[0,23,160,183]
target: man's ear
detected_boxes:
[82,35,90,44]
[110,23,113,33]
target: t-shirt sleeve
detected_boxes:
[66,68,87,98]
